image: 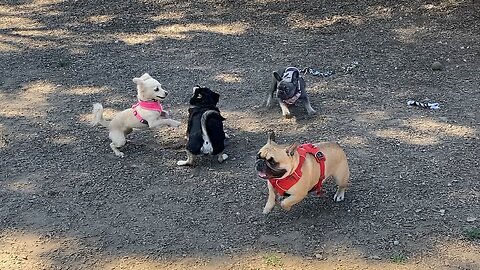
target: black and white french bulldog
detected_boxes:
[266,67,316,118]
[177,86,228,166]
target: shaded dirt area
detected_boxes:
[0,0,479,269]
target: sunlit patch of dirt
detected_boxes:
[355,110,391,123]
[0,81,56,118]
[340,136,369,148]
[374,128,441,145]
[0,15,42,29]
[392,26,426,44]
[367,6,393,19]
[86,15,114,24]
[288,13,363,29]
[50,134,77,145]
[0,123,6,148]
[116,22,249,44]
[151,11,186,21]
[214,73,244,83]
[0,231,65,270]
[405,118,477,139]
[68,86,108,96]
[95,246,480,270]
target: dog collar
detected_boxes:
[268,144,326,196]
[132,100,163,125]
[282,89,301,105]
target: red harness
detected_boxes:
[268,144,326,196]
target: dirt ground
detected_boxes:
[1,0,479,269]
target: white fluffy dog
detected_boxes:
[92,73,181,157]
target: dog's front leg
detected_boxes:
[266,82,277,107]
[149,119,181,128]
[266,95,273,107]
[263,182,276,214]
[280,193,306,211]
[278,101,291,118]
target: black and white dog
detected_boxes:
[266,67,316,118]
[177,86,228,166]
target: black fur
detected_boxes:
[186,86,226,155]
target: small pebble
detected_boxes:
[431,61,443,71]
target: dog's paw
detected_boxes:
[160,110,171,119]
[307,110,317,115]
[263,206,273,214]
[177,160,191,166]
[283,113,292,119]
[280,201,292,211]
[333,190,345,202]
[115,152,125,158]
[170,120,181,128]
[218,153,228,163]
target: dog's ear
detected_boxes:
[285,142,300,156]
[140,73,152,80]
[273,71,282,82]
[193,85,200,93]
[291,70,299,83]
[132,77,144,85]
[267,131,276,144]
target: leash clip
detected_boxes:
[315,151,324,160]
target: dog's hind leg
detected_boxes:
[177,150,194,166]
[333,166,349,202]
[280,192,307,211]
[109,130,127,158]
[217,152,228,163]
[304,97,316,115]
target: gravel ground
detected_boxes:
[0,0,479,269]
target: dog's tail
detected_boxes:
[91,103,110,127]
[200,110,224,154]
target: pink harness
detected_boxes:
[282,90,301,105]
[131,100,163,125]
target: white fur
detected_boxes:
[91,103,108,127]
[200,110,217,154]
[91,73,181,157]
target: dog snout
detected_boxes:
[164,91,168,97]
[255,159,266,172]
[276,90,287,99]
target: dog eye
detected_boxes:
[154,87,159,92]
